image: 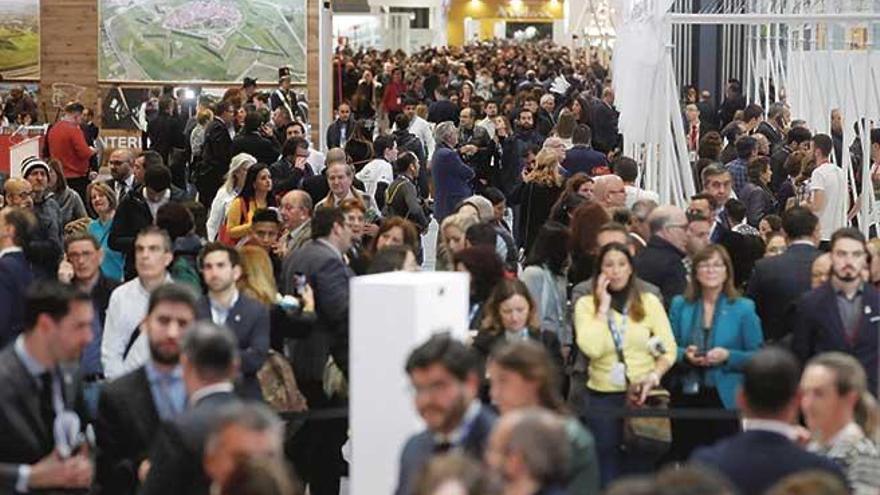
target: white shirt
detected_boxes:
[0,246,23,258]
[356,158,394,200]
[625,185,660,209]
[190,381,236,406]
[206,186,237,241]
[810,161,847,240]
[308,148,325,175]
[409,116,435,159]
[101,274,173,379]
[143,188,171,221]
[209,289,239,326]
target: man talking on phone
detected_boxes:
[196,243,270,400]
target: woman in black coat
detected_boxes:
[508,148,564,253]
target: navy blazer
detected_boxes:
[634,237,687,308]
[196,294,270,400]
[395,404,497,495]
[746,243,819,343]
[431,144,474,222]
[562,145,608,177]
[792,282,880,394]
[692,430,845,495]
[668,295,764,409]
[0,251,33,347]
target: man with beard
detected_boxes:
[395,334,497,495]
[106,148,138,203]
[401,96,435,159]
[94,283,197,495]
[196,243,269,400]
[793,228,880,395]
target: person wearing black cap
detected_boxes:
[270,66,294,117]
[21,156,64,262]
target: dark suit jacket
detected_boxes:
[431,144,474,222]
[747,243,819,343]
[0,346,81,494]
[200,117,233,180]
[196,294,270,400]
[563,145,608,177]
[394,404,497,495]
[691,430,845,495]
[0,252,33,347]
[326,119,353,149]
[589,101,620,153]
[231,132,281,166]
[792,282,880,393]
[427,100,460,126]
[634,236,687,308]
[139,390,239,495]
[94,367,160,495]
[281,240,353,388]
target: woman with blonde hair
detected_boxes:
[238,245,278,305]
[508,148,564,254]
[207,153,257,241]
[436,212,478,271]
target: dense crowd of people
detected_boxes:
[1,38,880,495]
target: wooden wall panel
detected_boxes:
[40,0,99,120]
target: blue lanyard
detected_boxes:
[607,308,629,354]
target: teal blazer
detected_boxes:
[668,294,764,409]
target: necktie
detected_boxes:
[38,372,55,430]
[690,125,698,150]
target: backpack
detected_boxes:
[258,350,309,413]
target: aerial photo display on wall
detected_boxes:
[0,0,40,80]
[99,0,307,83]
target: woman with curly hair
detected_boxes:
[508,148,564,253]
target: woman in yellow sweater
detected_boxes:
[574,242,677,487]
[224,163,275,242]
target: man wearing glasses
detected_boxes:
[634,205,690,307]
[106,148,137,203]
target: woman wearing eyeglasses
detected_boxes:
[667,244,764,461]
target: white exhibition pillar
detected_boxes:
[350,272,470,495]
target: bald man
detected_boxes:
[278,190,313,257]
[593,175,626,211]
[3,178,34,210]
[106,148,137,202]
[634,205,690,306]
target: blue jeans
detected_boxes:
[581,389,655,487]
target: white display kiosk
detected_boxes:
[349,271,470,495]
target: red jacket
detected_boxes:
[382,81,406,113]
[47,120,93,178]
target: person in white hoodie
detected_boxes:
[357,134,397,205]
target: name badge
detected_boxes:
[610,362,627,387]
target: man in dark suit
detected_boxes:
[230,112,281,166]
[0,281,94,494]
[634,206,690,307]
[0,207,37,346]
[280,206,354,495]
[109,164,187,280]
[94,284,197,495]
[431,122,475,222]
[427,86,460,126]
[562,124,608,177]
[140,322,241,495]
[590,87,620,154]
[747,207,820,344]
[793,228,880,394]
[692,348,845,494]
[196,100,235,210]
[58,231,120,418]
[395,335,497,495]
[325,102,353,149]
[197,243,270,400]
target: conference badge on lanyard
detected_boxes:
[608,310,628,387]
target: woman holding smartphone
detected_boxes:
[574,242,677,487]
[667,244,763,461]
